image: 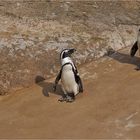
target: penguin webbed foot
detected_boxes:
[58,94,75,103]
[58,96,67,102]
[66,96,75,103]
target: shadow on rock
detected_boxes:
[35,75,64,97]
[107,49,140,69]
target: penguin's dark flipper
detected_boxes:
[72,66,83,93]
[76,75,83,93]
[130,41,138,57]
[79,78,83,93]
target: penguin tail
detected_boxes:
[130,41,138,57]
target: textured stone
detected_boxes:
[0,1,140,94]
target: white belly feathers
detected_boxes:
[61,64,78,94]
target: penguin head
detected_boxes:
[60,48,76,60]
[139,28,140,32]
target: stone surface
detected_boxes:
[0,1,140,94]
[0,47,140,139]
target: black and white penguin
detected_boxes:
[130,28,140,57]
[54,48,83,102]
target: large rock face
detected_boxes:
[0,1,140,95]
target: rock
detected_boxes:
[0,1,139,94]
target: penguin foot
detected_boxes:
[66,96,75,103]
[58,97,67,102]
[58,96,75,103]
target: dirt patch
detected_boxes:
[0,47,140,139]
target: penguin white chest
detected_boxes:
[61,64,78,94]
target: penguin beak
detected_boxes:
[68,48,76,55]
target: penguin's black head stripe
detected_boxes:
[60,49,69,59]
[60,48,76,59]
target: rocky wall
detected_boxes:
[0,1,140,94]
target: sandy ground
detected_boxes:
[0,47,140,139]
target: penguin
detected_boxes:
[130,29,140,57]
[53,48,83,102]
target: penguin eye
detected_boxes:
[60,49,70,59]
[63,52,68,58]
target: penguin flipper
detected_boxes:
[77,76,83,93]
[72,66,83,93]
[130,41,138,57]
[75,74,83,93]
